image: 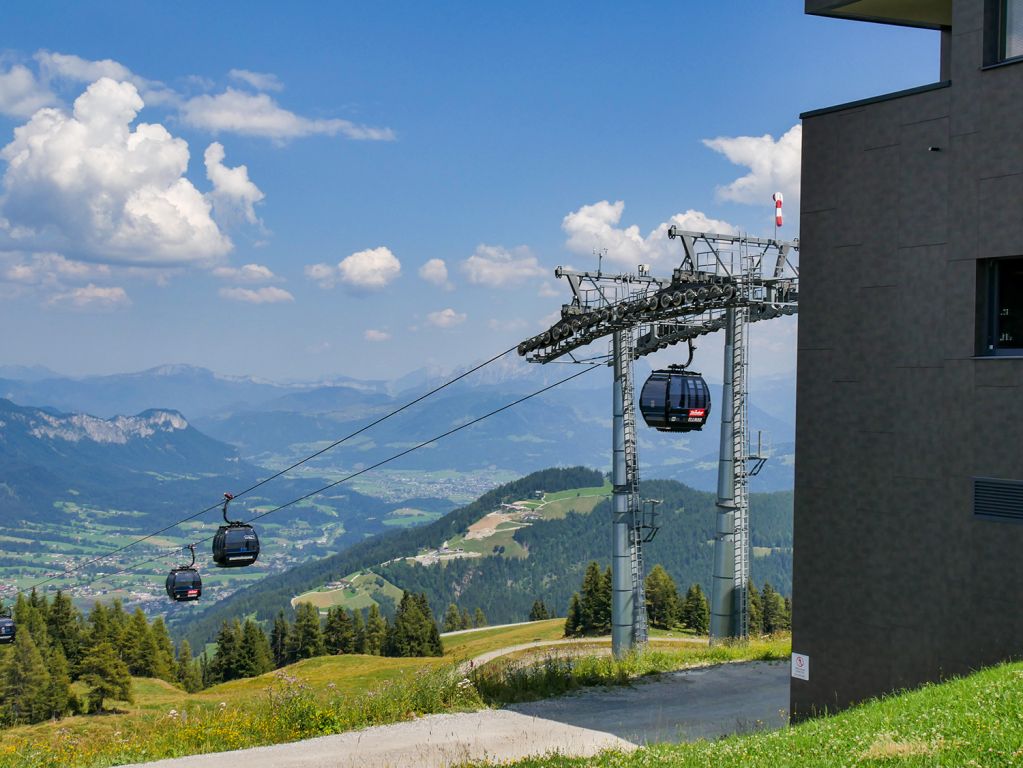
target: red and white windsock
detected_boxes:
[773,192,784,228]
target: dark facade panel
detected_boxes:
[793,1,1023,719]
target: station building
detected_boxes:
[793,0,1023,717]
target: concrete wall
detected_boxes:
[792,0,1023,718]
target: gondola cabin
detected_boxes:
[0,616,14,644]
[165,568,202,601]
[639,369,712,432]
[212,523,260,567]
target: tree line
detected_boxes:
[204,591,443,686]
[561,561,792,637]
[0,591,168,725]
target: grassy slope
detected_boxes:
[494,661,1023,768]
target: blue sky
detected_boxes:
[0,2,939,382]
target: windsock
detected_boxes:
[773,192,783,228]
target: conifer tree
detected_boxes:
[1,628,52,725]
[46,591,83,673]
[323,607,355,654]
[14,592,49,656]
[529,600,550,621]
[747,581,764,636]
[150,618,177,682]
[564,593,582,637]
[208,620,243,684]
[352,608,367,654]
[364,605,387,655]
[443,603,462,632]
[385,592,442,657]
[290,602,324,660]
[45,646,73,720]
[176,640,203,693]
[79,641,132,713]
[578,561,604,634]
[680,584,710,634]
[762,582,789,633]
[241,619,274,677]
[460,607,472,630]
[645,564,682,630]
[123,608,157,677]
[473,607,487,628]
[270,611,291,668]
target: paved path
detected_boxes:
[119,661,789,768]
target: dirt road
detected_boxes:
[119,660,789,768]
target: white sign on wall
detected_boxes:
[791,652,810,681]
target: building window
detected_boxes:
[1002,0,1023,60]
[981,257,1023,355]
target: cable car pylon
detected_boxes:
[517,228,799,654]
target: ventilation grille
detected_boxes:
[974,477,1023,522]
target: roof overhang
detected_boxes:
[805,0,952,30]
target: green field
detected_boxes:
[292,570,405,612]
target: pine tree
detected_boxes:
[46,591,83,673]
[645,564,682,630]
[290,602,324,660]
[460,608,472,630]
[323,607,355,654]
[564,593,582,637]
[45,646,73,720]
[14,592,49,656]
[680,584,710,634]
[442,603,462,632]
[176,640,203,693]
[208,620,243,684]
[385,592,442,657]
[79,641,132,713]
[747,581,764,636]
[473,607,487,628]
[578,561,604,635]
[353,608,367,654]
[1,627,52,725]
[122,608,157,677]
[598,567,613,634]
[762,582,789,633]
[270,611,291,668]
[529,600,550,621]
[150,618,177,682]
[241,620,274,677]
[364,605,387,655]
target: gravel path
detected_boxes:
[119,661,789,768]
[461,635,705,671]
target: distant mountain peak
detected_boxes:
[2,401,191,445]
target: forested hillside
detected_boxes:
[175,467,603,648]
[381,479,792,624]
[176,468,792,648]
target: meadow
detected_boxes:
[0,621,789,768]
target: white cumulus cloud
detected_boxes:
[228,69,284,92]
[0,78,233,267]
[218,285,293,304]
[364,329,391,342]
[0,64,56,118]
[418,258,452,289]
[211,263,276,282]
[562,201,737,266]
[34,51,179,106]
[461,244,545,287]
[204,142,264,225]
[46,283,130,311]
[306,246,401,290]
[2,252,110,286]
[703,124,802,206]
[181,89,394,141]
[427,308,466,328]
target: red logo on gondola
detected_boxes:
[187,590,198,596]
[689,409,706,417]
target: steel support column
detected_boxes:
[611,331,633,657]
[710,309,737,640]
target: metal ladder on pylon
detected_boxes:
[619,329,649,645]
[731,247,753,639]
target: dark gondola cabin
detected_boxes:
[639,369,712,432]
[0,615,14,644]
[212,524,260,567]
[212,492,260,568]
[166,544,202,601]
[166,568,202,601]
